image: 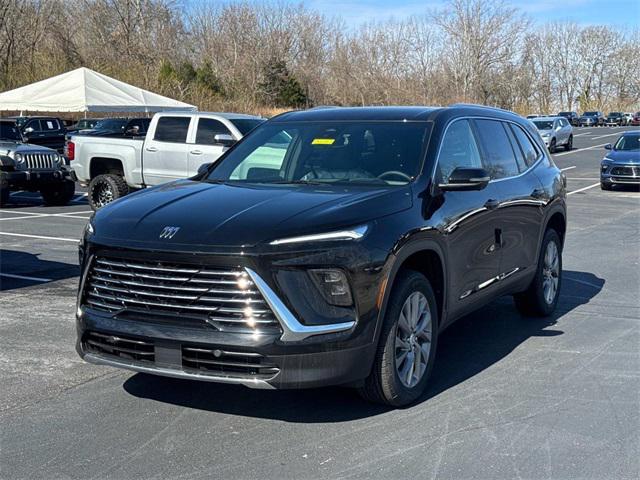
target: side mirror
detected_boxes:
[439,167,490,191]
[24,127,34,134]
[197,162,213,175]
[214,133,236,147]
[604,143,612,150]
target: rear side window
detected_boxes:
[473,119,519,180]
[509,124,539,167]
[195,118,232,145]
[154,116,191,143]
[437,119,482,182]
[25,120,42,131]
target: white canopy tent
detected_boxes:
[0,67,196,113]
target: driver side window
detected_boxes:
[437,120,482,183]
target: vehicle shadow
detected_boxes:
[2,191,87,208]
[0,249,78,291]
[123,270,604,421]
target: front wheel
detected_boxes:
[88,174,129,210]
[40,180,76,206]
[358,270,438,406]
[514,229,562,317]
[564,135,573,151]
[549,138,557,153]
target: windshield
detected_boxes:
[78,119,98,129]
[608,112,622,117]
[558,112,572,116]
[230,119,264,135]
[614,135,639,151]
[0,122,22,141]
[533,120,553,130]
[94,119,127,130]
[584,111,598,116]
[206,121,430,186]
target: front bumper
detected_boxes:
[601,165,640,185]
[1,167,74,189]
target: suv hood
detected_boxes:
[0,140,56,155]
[93,180,413,248]
[605,150,640,164]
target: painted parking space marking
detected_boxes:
[567,182,600,195]
[0,232,79,242]
[560,166,576,172]
[591,133,623,140]
[0,273,52,282]
[554,143,609,157]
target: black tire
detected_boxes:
[514,229,562,317]
[88,174,129,210]
[564,135,573,151]
[358,270,439,407]
[40,180,76,206]
[601,182,613,191]
[0,186,10,207]
[549,138,556,153]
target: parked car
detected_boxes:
[605,112,625,126]
[74,117,151,137]
[526,114,540,119]
[66,118,101,135]
[531,116,573,152]
[622,113,633,126]
[579,111,605,127]
[629,112,640,126]
[68,112,265,210]
[7,116,67,152]
[600,131,640,190]
[0,119,76,206]
[76,105,567,407]
[557,111,579,126]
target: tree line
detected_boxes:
[1,0,638,116]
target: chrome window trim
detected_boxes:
[245,268,356,342]
[430,115,545,188]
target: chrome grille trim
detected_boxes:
[84,256,280,333]
[24,153,56,170]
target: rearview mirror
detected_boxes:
[214,133,235,147]
[604,143,612,150]
[439,167,490,191]
[23,127,34,134]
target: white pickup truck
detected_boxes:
[68,111,264,209]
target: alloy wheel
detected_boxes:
[395,291,433,388]
[542,240,560,305]
[93,182,114,208]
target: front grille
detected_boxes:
[83,256,280,333]
[611,166,639,177]
[24,153,56,170]
[182,346,279,379]
[83,331,154,362]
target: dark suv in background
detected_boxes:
[76,105,566,406]
[558,111,579,126]
[9,116,67,152]
[579,111,605,127]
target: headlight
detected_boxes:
[603,157,613,163]
[85,219,95,236]
[309,269,353,306]
[52,154,61,163]
[541,133,550,137]
[14,153,24,164]
[269,225,368,246]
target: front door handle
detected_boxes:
[145,146,158,152]
[484,199,500,210]
[190,150,203,155]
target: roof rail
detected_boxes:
[308,105,340,110]
[449,103,514,114]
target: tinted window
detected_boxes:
[503,123,527,172]
[0,122,22,141]
[437,119,482,182]
[474,119,519,180]
[25,120,42,131]
[509,124,539,167]
[230,119,264,135]
[128,118,150,133]
[41,119,60,131]
[195,118,232,145]
[614,135,639,151]
[154,116,191,143]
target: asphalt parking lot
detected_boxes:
[1,126,639,479]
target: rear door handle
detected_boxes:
[484,199,500,210]
[146,146,158,152]
[190,150,202,155]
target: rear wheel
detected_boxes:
[514,229,562,317]
[358,270,438,406]
[40,180,76,206]
[564,135,573,151]
[88,174,129,210]
[549,138,557,153]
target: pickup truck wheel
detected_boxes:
[88,174,129,210]
[514,229,562,317]
[358,270,438,406]
[0,186,10,207]
[40,180,76,206]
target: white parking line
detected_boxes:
[0,232,78,242]
[591,133,622,140]
[561,166,576,171]
[567,182,600,195]
[0,214,49,221]
[573,133,590,137]
[554,143,609,157]
[0,272,52,282]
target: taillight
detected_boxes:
[66,141,75,161]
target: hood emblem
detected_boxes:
[159,226,181,239]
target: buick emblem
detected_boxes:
[159,226,180,239]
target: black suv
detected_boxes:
[558,111,579,126]
[76,105,567,406]
[75,117,151,137]
[9,116,67,152]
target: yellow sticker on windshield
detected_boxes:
[312,138,335,145]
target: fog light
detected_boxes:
[309,269,353,306]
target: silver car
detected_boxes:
[531,116,573,153]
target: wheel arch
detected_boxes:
[89,157,125,179]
